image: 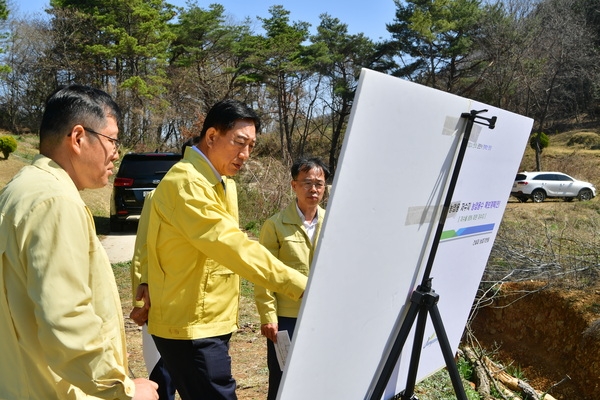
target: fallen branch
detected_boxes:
[462,347,492,399]
[484,357,559,400]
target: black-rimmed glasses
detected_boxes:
[296,180,326,191]
[83,127,121,152]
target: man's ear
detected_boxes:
[205,127,218,147]
[68,125,86,155]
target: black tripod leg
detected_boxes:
[367,300,420,400]
[400,305,428,400]
[429,303,468,400]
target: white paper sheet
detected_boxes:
[274,330,291,371]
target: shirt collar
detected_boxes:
[192,146,222,183]
[296,202,318,226]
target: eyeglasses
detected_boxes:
[297,180,326,190]
[83,127,120,152]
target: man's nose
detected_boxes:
[239,146,251,160]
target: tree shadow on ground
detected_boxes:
[94,216,138,236]
[94,216,111,235]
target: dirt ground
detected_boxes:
[120,275,600,400]
[117,293,268,399]
[101,235,270,400]
[104,219,600,400]
[104,198,600,400]
[122,289,269,400]
[116,272,600,400]
[123,325,268,400]
[470,280,600,400]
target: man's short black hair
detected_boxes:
[200,99,261,138]
[291,156,330,181]
[40,84,120,150]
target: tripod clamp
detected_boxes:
[461,109,497,129]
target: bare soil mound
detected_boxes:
[470,281,600,399]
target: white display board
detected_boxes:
[278,69,533,399]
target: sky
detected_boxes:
[13,0,397,42]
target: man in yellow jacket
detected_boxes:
[0,85,158,399]
[254,156,329,400]
[129,139,199,400]
[138,99,307,400]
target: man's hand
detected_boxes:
[129,284,150,326]
[132,378,158,400]
[129,307,148,326]
[261,323,279,343]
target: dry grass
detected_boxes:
[519,131,600,184]
[490,131,600,290]
[0,133,38,186]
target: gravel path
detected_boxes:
[100,234,136,264]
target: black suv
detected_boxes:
[110,152,182,232]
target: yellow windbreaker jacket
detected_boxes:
[254,201,325,323]
[146,148,307,340]
[0,155,134,399]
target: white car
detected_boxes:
[511,171,596,203]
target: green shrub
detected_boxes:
[0,135,17,159]
[567,132,600,149]
[529,132,549,153]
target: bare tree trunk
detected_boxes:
[535,139,542,171]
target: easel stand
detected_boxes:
[367,110,497,400]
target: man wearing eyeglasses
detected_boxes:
[0,84,158,399]
[136,99,307,400]
[254,156,330,400]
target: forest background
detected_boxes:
[0,0,599,176]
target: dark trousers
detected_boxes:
[266,317,297,400]
[149,358,176,400]
[152,334,237,400]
